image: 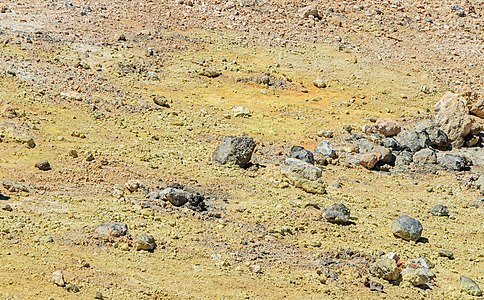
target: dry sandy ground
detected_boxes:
[0,1,482,299]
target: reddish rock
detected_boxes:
[360,153,381,169]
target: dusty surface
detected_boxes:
[0,1,483,299]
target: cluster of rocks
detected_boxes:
[95,221,157,251]
[119,180,208,212]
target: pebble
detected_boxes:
[439,249,454,259]
[460,276,482,296]
[313,76,327,88]
[232,106,251,117]
[96,222,128,238]
[249,264,263,273]
[322,203,351,225]
[391,215,423,242]
[95,292,104,299]
[1,203,12,211]
[413,148,437,164]
[52,270,65,287]
[437,154,466,171]
[35,160,52,171]
[153,96,170,107]
[65,283,80,293]
[134,233,156,251]
[430,204,449,216]
[401,267,429,287]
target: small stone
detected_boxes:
[395,130,430,153]
[364,278,384,292]
[96,222,128,238]
[437,154,467,171]
[374,118,401,137]
[118,34,127,41]
[430,204,449,216]
[315,140,337,158]
[153,96,170,107]
[160,188,189,207]
[322,203,351,225]
[395,151,413,166]
[313,76,327,88]
[1,204,12,211]
[125,179,143,192]
[289,146,314,164]
[360,153,381,170]
[439,249,454,259]
[69,150,79,158]
[212,136,256,168]
[232,106,251,117]
[85,152,95,162]
[460,276,482,296]
[249,264,262,273]
[371,258,401,281]
[413,148,437,164]
[65,283,80,293]
[281,158,326,194]
[392,215,423,242]
[401,267,429,287]
[95,292,104,299]
[318,130,333,138]
[134,233,156,251]
[52,270,65,287]
[35,160,51,171]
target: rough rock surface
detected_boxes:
[434,92,474,148]
[322,203,351,225]
[281,158,326,194]
[212,136,256,167]
[392,215,423,242]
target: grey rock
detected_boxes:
[401,266,431,287]
[153,96,170,107]
[52,270,65,287]
[313,76,327,88]
[392,215,423,242]
[322,203,350,225]
[315,140,337,158]
[437,154,467,171]
[395,151,413,166]
[382,138,402,150]
[298,5,320,18]
[460,276,482,296]
[96,222,128,238]
[232,106,251,117]
[409,257,435,269]
[65,283,80,293]
[160,188,188,207]
[413,148,437,164]
[395,130,430,153]
[212,136,256,167]
[371,258,401,281]
[439,249,454,259]
[289,146,314,164]
[281,158,326,194]
[134,233,156,251]
[358,139,393,163]
[430,204,449,216]
[425,127,450,149]
[35,160,51,171]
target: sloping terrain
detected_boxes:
[0,1,482,299]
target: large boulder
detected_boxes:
[434,92,474,148]
[281,158,326,194]
[212,136,256,167]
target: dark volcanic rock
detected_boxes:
[35,160,52,171]
[289,145,315,164]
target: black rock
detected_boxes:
[289,145,315,164]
